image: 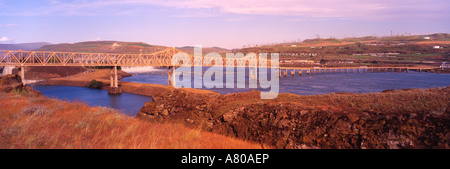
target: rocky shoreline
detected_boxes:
[137,88,450,149]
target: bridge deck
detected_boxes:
[0,49,436,71]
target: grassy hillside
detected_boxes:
[0,91,265,149]
[0,42,51,51]
[177,46,231,55]
[37,41,168,54]
[237,33,450,65]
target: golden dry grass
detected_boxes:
[0,92,265,149]
[413,41,450,45]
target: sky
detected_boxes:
[0,0,449,49]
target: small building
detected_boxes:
[424,37,431,40]
[433,46,441,49]
[440,62,449,68]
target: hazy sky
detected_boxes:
[0,0,449,49]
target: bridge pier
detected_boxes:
[20,65,25,85]
[299,70,302,76]
[250,68,257,79]
[108,65,122,94]
[168,66,174,86]
[291,69,295,76]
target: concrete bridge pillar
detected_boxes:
[291,69,295,76]
[20,65,25,84]
[283,69,287,77]
[114,66,118,88]
[250,68,258,79]
[168,66,174,86]
[306,70,310,75]
[110,69,114,87]
[108,65,122,94]
[299,70,302,76]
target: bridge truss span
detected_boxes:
[0,47,181,67]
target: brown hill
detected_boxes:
[177,46,231,55]
[0,42,51,51]
[37,41,168,54]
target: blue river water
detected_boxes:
[31,85,152,116]
[122,68,450,95]
[32,68,450,116]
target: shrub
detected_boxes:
[88,79,103,89]
[21,105,54,116]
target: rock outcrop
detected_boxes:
[137,87,450,149]
[0,74,41,95]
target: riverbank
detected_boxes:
[137,87,450,149]
[42,69,218,96]
[0,75,265,149]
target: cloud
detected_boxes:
[0,36,11,42]
[1,0,449,20]
[90,37,102,41]
[0,24,18,27]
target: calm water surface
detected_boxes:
[31,85,152,116]
[122,68,450,95]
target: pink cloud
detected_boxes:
[3,0,449,20]
[0,36,11,42]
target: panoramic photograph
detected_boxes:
[1,0,449,163]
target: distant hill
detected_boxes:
[177,46,230,55]
[254,33,450,49]
[0,42,51,51]
[37,41,169,54]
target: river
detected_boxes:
[32,67,450,116]
[31,85,152,116]
[122,68,450,95]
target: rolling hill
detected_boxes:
[37,41,169,54]
[0,42,51,51]
[177,46,231,55]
